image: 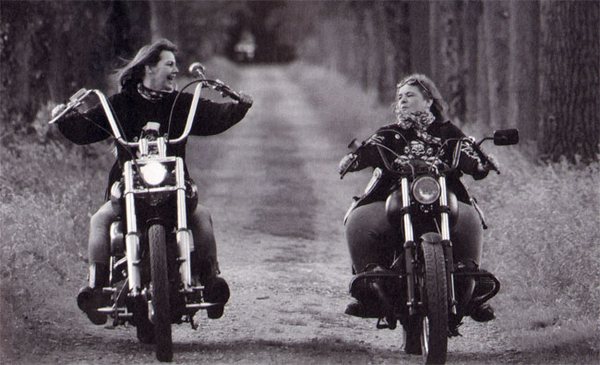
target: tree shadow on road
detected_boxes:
[172,337,416,364]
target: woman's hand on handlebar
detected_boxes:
[51,104,67,119]
[338,153,357,175]
[478,154,500,174]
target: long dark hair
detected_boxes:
[115,38,178,91]
[396,74,448,121]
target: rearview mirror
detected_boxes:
[188,62,206,78]
[493,129,519,146]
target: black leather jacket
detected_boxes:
[345,120,488,208]
[58,85,251,194]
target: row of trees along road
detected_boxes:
[1,0,598,163]
[275,0,599,163]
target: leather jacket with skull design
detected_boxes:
[346,120,488,209]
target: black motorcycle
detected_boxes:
[340,128,519,364]
[50,63,241,362]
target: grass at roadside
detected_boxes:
[289,62,600,358]
[0,105,112,360]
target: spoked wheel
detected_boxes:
[419,242,449,364]
[148,224,173,362]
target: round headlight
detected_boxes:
[139,161,167,186]
[411,176,441,205]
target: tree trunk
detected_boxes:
[483,0,510,128]
[378,1,410,103]
[408,1,431,75]
[462,0,482,125]
[431,0,465,123]
[538,0,600,163]
[429,1,442,84]
[476,3,490,127]
[353,4,370,90]
[150,1,178,43]
[363,7,380,92]
[508,0,539,140]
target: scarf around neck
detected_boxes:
[395,110,440,144]
[137,83,171,102]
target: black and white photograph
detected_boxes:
[0,0,598,364]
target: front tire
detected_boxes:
[149,224,173,362]
[419,242,448,364]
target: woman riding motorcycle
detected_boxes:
[339,74,495,323]
[51,38,253,324]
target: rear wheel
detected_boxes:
[419,242,448,364]
[149,224,173,362]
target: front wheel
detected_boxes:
[149,224,173,362]
[418,242,448,364]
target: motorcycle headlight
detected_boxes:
[139,161,167,186]
[411,176,441,205]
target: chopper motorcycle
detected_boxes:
[340,127,519,364]
[49,63,241,362]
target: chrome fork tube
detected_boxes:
[401,178,417,315]
[156,137,167,157]
[401,178,414,243]
[175,159,193,289]
[439,176,450,240]
[439,175,457,314]
[123,162,141,295]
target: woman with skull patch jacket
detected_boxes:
[338,74,496,325]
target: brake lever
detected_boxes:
[211,79,241,101]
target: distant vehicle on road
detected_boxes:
[234,31,256,63]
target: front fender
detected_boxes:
[420,232,443,245]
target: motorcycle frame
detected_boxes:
[89,83,204,298]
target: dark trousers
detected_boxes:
[345,201,483,274]
[88,201,218,276]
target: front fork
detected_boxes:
[438,176,457,315]
[400,176,457,315]
[122,159,194,296]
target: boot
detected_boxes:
[469,275,497,322]
[470,303,495,322]
[345,265,395,319]
[77,263,111,325]
[203,276,230,319]
[193,256,230,319]
[344,300,381,318]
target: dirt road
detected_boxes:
[21,66,535,364]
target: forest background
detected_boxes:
[0,0,598,362]
[2,0,598,161]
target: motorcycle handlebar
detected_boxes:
[341,135,500,177]
[48,75,242,146]
[200,79,241,101]
[188,61,241,101]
